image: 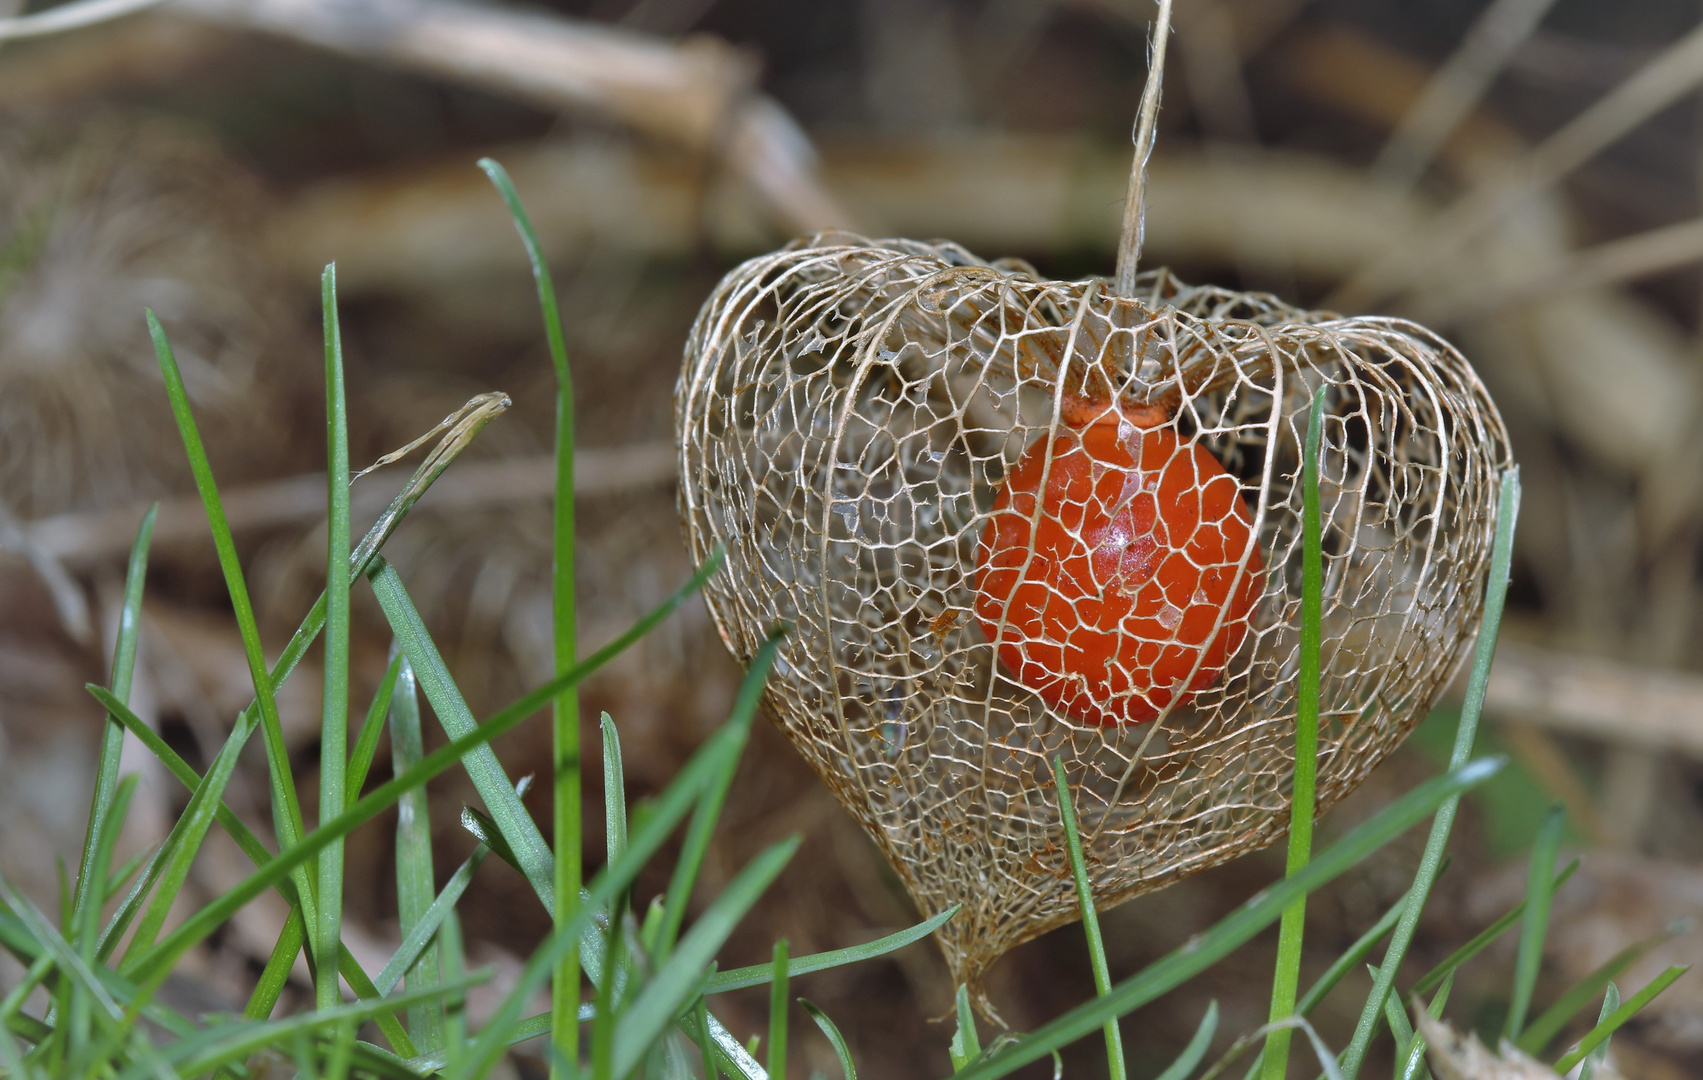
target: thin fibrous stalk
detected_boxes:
[1259,388,1326,1080]
[1115,0,1175,295]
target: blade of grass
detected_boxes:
[950,984,980,1070]
[1336,467,1521,1080]
[800,1000,856,1080]
[367,560,555,900]
[768,939,789,1080]
[1412,859,1579,996]
[346,655,401,803]
[603,713,626,866]
[1505,803,1566,1041]
[148,310,312,880]
[1052,756,1123,1079]
[476,154,583,1080]
[70,505,155,940]
[1263,386,1327,1080]
[376,849,488,997]
[946,757,1504,1080]
[1517,923,1676,1055]
[1553,966,1688,1074]
[1578,982,1619,1080]
[612,837,800,1076]
[389,643,443,1052]
[1396,971,1451,1080]
[1156,1002,1217,1080]
[705,906,960,993]
[317,262,353,1012]
[655,703,750,962]
[695,998,720,1080]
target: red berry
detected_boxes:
[974,401,1264,726]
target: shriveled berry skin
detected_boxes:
[974,407,1264,726]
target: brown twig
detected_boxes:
[1114,0,1174,295]
[9,443,675,567]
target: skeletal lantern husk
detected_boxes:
[675,234,1512,1005]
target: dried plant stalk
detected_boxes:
[676,234,1510,1000]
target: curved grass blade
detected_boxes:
[1553,966,1688,1075]
[1505,803,1566,1041]
[148,311,311,863]
[706,905,960,993]
[801,999,857,1080]
[1412,858,1579,996]
[951,984,979,1070]
[1053,755,1123,1079]
[476,153,583,1080]
[946,757,1504,1080]
[1578,982,1619,1080]
[389,643,442,1052]
[345,655,401,804]
[1155,1002,1217,1080]
[71,504,155,940]
[1338,467,1521,1080]
[1518,924,1677,1055]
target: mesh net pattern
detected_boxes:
[675,234,1512,998]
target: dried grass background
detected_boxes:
[3,1,1703,1077]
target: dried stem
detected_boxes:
[1115,0,1175,296]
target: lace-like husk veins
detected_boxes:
[675,234,1511,998]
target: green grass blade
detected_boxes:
[1578,982,1619,1080]
[1396,970,1451,1080]
[656,701,752,961]
[71,505,156,944]
[612,836,800,1076]
[1553,966,1688,1074]
[377,849,489,997]
[768,939,789,1080]
[388,644,443,1051]
[694,998,721,1080]
[1505,803,1566,1041]
[119,701,261,966]
[248,906,307,1022]
[800,999,857,1080]
[950,983,980,1071]
[1373,965,1414,1079]
[317,262,353,1012]
[603,713,627,866]
[1263,387,1327,1080]
[946,757,1503,1080]
[1412,859,1579,996]
[1517,924,1675,1055]
[705,905,960,994]
[147,310,311,863]
[346,655,402,804]
[1052,756,1123,1079]
[368,560,555,899]
[475,153,583,1080]
[1337,467,1521,1080]
[1155,1002,1217,1080]
[1300,890,1406,1016]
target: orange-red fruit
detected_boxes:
[974,404,1264,726]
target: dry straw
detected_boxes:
[675,4,1510,1006]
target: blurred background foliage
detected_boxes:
[2,0,1703,1075]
